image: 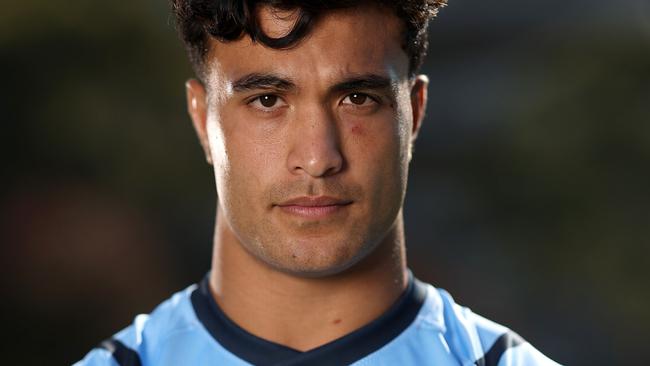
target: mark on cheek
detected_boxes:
[351,124,364,136]
[332,318,342,325]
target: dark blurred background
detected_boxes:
[1,0,648,365]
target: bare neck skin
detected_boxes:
[208,206,408,352]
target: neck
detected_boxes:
[208,208,408,352]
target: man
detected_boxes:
[78,1,560,365]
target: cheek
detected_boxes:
[367,114,410,185]
[346,117,403,184]
[214,141,267,230]
[218,126,285,200]
[349,112,405,155]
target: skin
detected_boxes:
[186,4,428,351]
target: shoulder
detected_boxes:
[422,283,562,366]
[74,284,203,366]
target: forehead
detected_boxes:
[205,4,409,88]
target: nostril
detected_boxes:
[297,151,344,178]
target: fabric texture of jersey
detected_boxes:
[75,273,561,366]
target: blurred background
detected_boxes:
[1,0,648,364]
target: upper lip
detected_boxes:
[276,196,352,207]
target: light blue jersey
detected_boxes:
[76,273,560,365]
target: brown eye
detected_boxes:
[249,94,287,113]
[260,95,278,107]
[342,93,378,107]
[340,92,380,115]
[348,93,367,105]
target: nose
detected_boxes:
[286,106,344,178]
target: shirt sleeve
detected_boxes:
[73,348,119,366]
[497,342,563,366]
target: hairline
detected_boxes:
[194,2,420,83]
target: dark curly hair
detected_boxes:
[171,0,447,80]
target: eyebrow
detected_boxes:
[230,72,395,95]
[232,73,296,92]
[330,74,393,94]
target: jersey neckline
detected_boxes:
[190,271,427,366]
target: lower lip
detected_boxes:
[277,204,350,219]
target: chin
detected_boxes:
[263,236,376,278]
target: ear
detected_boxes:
[410,74,429,142]
[185,79,212,165]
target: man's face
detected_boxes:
[188,4,427,276]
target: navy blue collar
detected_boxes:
[190,272,427,366]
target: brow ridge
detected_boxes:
[232,73,296,92]
[231,72,395,95]
[330,74,393,94]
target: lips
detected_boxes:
[275,196,352,219]
[277,196,352,207]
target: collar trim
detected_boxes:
[191,272,427,366]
